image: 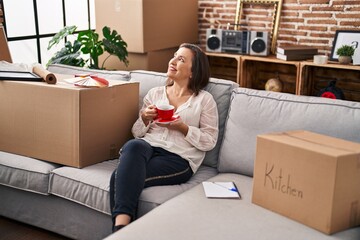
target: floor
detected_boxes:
[0,216,71,240]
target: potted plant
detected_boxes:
[47,25,129,69]
[336,44,355,65]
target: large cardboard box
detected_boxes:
[252,130,360,234]
[94,0,198,53]
[101,47,178,73]
[0,78,139,168]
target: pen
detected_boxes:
[212,182,242,199]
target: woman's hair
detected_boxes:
[167,43,211,96]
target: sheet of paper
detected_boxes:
[202,181,241,199]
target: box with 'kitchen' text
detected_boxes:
[252,130,360,234]
[0,77,139,168]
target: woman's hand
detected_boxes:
[141,105,158,126]
[156,118,189,136]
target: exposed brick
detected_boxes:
[298,25,328,31]
[302,13,332,18]
[282,6,310,11]
[335,13,360,18]
[279,23,297,29]
[312,6,344,11]
[280,30,308,36]
[348,7,360,11]
[340,21,360,26]
[281,11,299,17]
[299,0,330,3]
[333,0,360,4]
[307,19,338,25]
[280,17,305,23]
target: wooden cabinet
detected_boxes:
[206,52,360,102]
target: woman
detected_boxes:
[109,43,219,232]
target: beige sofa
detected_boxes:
[0,65,359,240]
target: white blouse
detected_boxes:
[132,86,219,173]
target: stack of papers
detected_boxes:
[202,181,241,199]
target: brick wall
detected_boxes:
[0,2,3,25]
[199,0,360,55]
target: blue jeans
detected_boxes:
[109,139,193,223]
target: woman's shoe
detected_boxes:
[112,224,127,233]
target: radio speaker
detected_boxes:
[206,28,222,52]
[249,31,269,56]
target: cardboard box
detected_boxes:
[0,77,139,168]
[94,0,198,53]
[252,130,360,234]
[100,47,178,73]
[0,26,12,62]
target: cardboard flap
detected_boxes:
[0,26,12,62]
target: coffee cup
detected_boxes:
[156,104,174,120]
[313,55,328,64]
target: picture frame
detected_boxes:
[330,30,360,61]
[0,70,42,81]
[234,0,283,54]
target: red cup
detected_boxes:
[156,104,174,120]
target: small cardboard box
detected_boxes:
[252,130,360,234]
[94,0,198,53]
[100,47,178,73]
[0,77,139,168]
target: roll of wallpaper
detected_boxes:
[32,65,57,84]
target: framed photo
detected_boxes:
[330,30,360,61]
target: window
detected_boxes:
[1,0,95,65]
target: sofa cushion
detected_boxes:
[129,70,167,109]
[49,159,117,215]
[0,151,60,195]
[129,70,238,167]
[49,159,217,216]
[218,87,360,176]
[105,173,360,240]
[137,165,217,217]
[203,77,238,167]
[47,64,131,81]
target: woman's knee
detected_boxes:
[122,139,151,154]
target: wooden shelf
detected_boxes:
[299,62,360,102]
[206,52,241,84]
[240,55,300,94]
[206,52,360,102]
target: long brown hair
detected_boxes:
[167,43,211,96]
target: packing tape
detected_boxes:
[32,65,57,84]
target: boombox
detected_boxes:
[221,30,250,54]
[206,28,269,56]
[206,28,249,54]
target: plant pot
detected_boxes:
[338,56,352,65]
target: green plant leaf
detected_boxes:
[47,25,77,50]
[47,40,85,67]
[47,25,129,69]
[336,45,355,57]
[77,30,104,69]
[102,26,129,67]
